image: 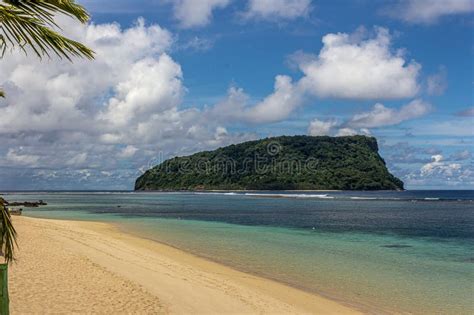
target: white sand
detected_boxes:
[9,216,362,314]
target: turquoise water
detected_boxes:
[4,191,474,314]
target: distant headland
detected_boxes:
[135,135,404,191]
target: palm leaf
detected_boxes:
[4,0,90,25]
[0,199,17,264]
[0,0,94,60]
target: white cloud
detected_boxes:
[0,16,255,189]
[210,27,422,125]
[243,0,312,21]
[307,119,338,136]
[0,19,436,189]
[307,100,431,136]
[307,123,371,137]
[99,55,184,127]
[0,17,174,134]
[5,149,40,167]
[385,0,474,24]
[208,87,250,121]
[119,145,139,158]
[67,152,88,167]
[297,27,421,100]
[172,0,231,28]
[214,126,228,139]
[179,36,215,52]
[244,75,303,123]
[209,76,304,124]
[421,155,461,177]
[426,66,447,95]
[347,99,432,128]
[336,128,371,137]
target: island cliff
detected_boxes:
[135,135,403,191]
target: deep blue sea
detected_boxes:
[3,190,474,314]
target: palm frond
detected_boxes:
[0,4,94,60]
[0,200,17,264]
[4,0,90,26]
[0,0,94,60]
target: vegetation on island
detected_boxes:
[135,135,404,191]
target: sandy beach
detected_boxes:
[8,216,361,314]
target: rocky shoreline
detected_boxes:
[7,200,47,207]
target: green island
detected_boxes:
[135,135,404,191]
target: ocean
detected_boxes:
[3,190,474,314]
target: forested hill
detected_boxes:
[135,135,404,191]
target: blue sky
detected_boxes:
[0,0,472,190]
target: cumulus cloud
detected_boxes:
[335,128,371,137]
[99,55,184,127]
[243,0,312,21]
[384,0,474,24]
[171,0,231,28]
[421,155,461,177]
[0,16,256,189]
[347,99,432,128]
[205,87,245,121]
[307,119,338,136]
[0,17,174,134]
[209,76,304,124]
[307,99,431,136]
[211,27,422,125]
[244,75,304,123]
[297,27,421,100]
[395,152,474,188]
[0,19,434,189]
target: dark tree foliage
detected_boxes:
[135,135,404,191]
